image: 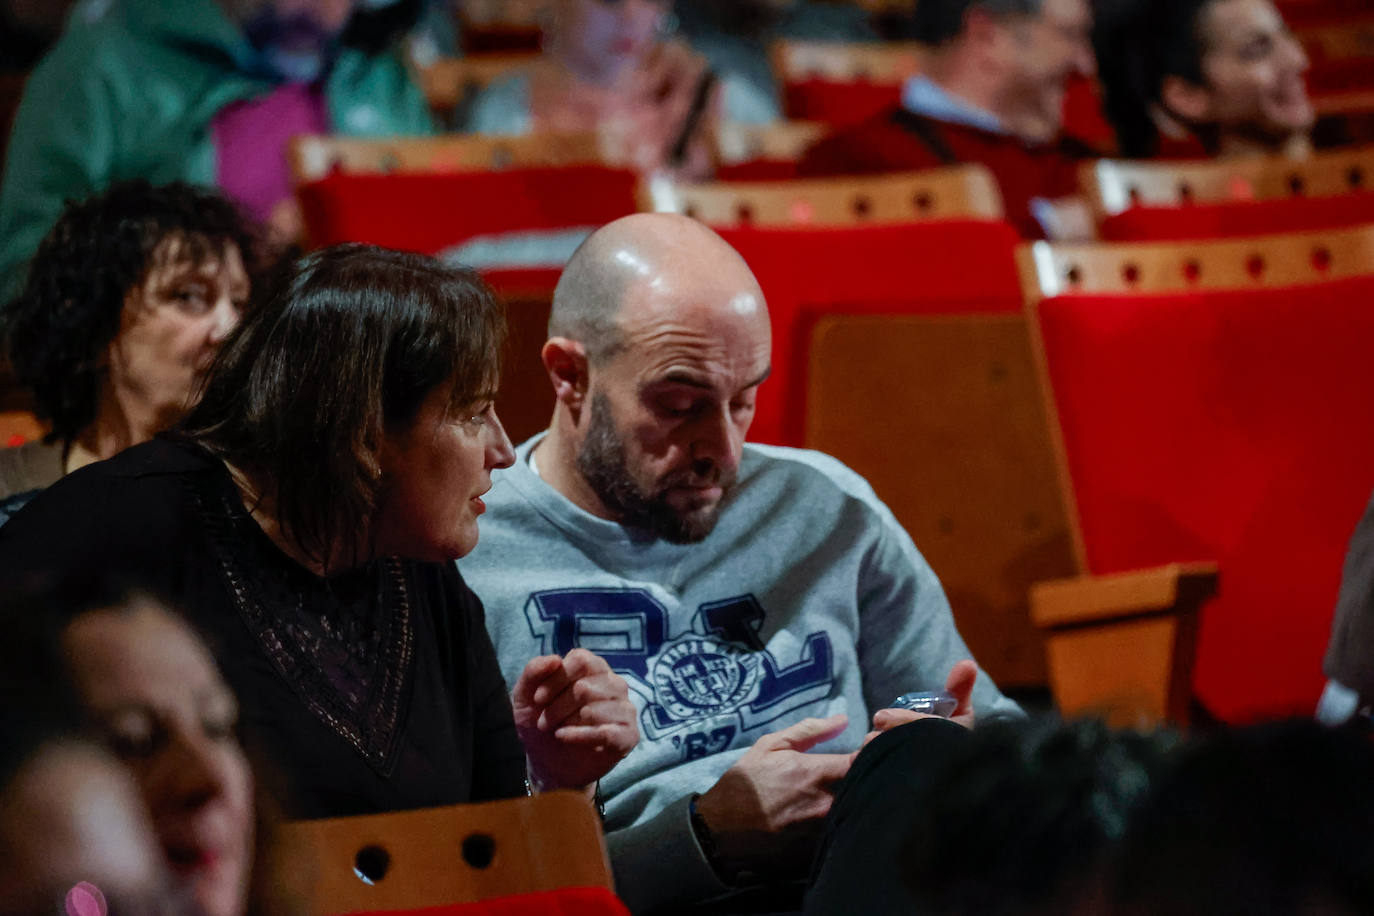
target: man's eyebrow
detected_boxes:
[645,366,773,393]
[744,366,772,390]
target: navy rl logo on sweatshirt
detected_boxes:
[524,589,836,753]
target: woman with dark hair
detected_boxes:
[1095,0,1314,158]
[0,180,260,523]
[0,244,638,820]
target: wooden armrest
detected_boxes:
[1030,562,1219,630]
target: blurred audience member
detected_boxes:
[799,0,1098,239]
[1317,490,1374,727]
[62,593,258,916]
[675,0,877,121]
[1095,0,1314,159]
[0,0,432,296]
[465,0,777,178]
[0,181,260,525]
[805,717,1175,915]
[1111,719,1374,915]
[0,245,638,821]
[0,594,172,916]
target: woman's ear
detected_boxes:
[1160,74,1213,125]
[541,337,589,412]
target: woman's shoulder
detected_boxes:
[0,439,221,578]
[0,440,64,501]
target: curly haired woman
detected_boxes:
[0,180,260,523]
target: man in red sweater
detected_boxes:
[800,0,1097,239]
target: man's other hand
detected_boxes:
[692,714,852,880]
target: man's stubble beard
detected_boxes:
[575,391,735,544]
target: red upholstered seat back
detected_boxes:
[328,887,628,916]
[1100,192,1374,241]
[780,79,902,126]
[1036,275,1374,721]
[720,220,1023,445]
[296,166,639,254]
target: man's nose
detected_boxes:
[690,405,743,476]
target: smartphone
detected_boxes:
[667,68,718,168]
[889,691,958,718]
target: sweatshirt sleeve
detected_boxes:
[851,482,1024,722]
[606,794,733,913]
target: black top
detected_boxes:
[1327,489,1374,703]
[0,438,527,818]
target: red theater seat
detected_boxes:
[296,166,638,254]
[329,889,627,916]
[769,41,918,126]
[1099,191,1374,241]
[780,79,904,127]
[1025,229,1374,723]
[1083,148,1374,241]
[720,218,1022,446]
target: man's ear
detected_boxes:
[1160,74,1212,125]
[542,337,589,410]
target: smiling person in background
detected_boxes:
[1095,0,1314,159]
[0,181,260,525]
[0,0,432,295]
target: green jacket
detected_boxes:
[0,0,435,297]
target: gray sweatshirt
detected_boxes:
[461,435,1021,912]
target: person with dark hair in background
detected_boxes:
[1111,719,1374,915]
[0,244,639,821]
[1094,0,1314,159]
[0,181,260,525]
[0,0,433,296]
[799,0,1098,239]
[805,717,1176,915]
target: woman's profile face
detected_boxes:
[105,239,250,431]
[64,602,254,916]
[553,0,671,80]
[372,382,516,563]
[1195,0,1314,138]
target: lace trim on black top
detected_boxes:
[190,470,415,775]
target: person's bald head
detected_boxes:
[541,214,771,543]
[549,213,769,365]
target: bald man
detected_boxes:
[462,214,1020,913]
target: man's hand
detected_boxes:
[863,660,979,749]
[692,714,853,880]
[511,649,639,791]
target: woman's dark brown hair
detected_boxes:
[178,243,506,570]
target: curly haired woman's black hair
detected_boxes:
[1,180,263,446]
